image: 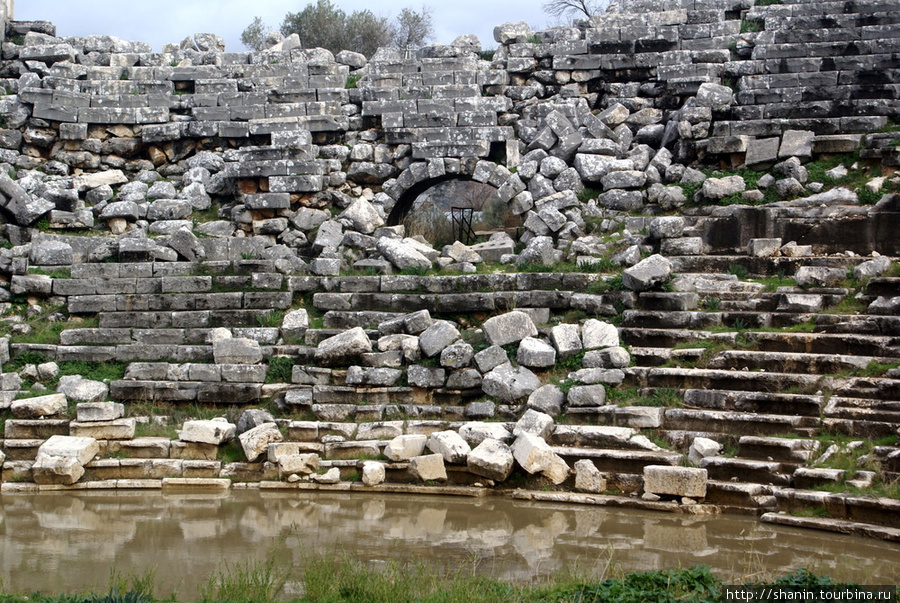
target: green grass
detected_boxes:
[265,356,295,384]
[727,263,749,280]
[344,74,361,89]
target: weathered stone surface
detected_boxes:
[11,393,67,418]
[376,237,432,271]
[213,338,262,365]
[427,430,471,464]
[747,238,782,257]
[582,319,619,349]
[649,217,684,240]
[482,363,541,401]
[32,435,100,485]
[701,176,745,200]
[566,384,606,407]
[643,465,707,498]
[795,266,846,288]
[493,21,531,44]
[237,409,276,435]
[362,460,386,486]
[407,365,446,388]
[514,408,554,439]
[384,434,428,461]
[409,453,447,481]
[76,402,124,422]
[511,432,570,484]
[311,467,341,484]
[315,327,373,364]
[278,453,319,477]
[574,459,606,493]
[179,418,236,445]
[474,345,508,373]
[238,422,283,462]
[467,438,514,481]
[458,422,512,446]
[440,342,474,369]
[57,375,109,403]
[623,254,672,292]
[482,311,538,347]
[419,320,461,357]
[689,437,721,467]
[516,336,556,368]
[282,309,309,341]
[527,384,565,416]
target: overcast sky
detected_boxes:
[14,1,552,53]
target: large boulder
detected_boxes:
[56,375,108,403]
[179,418,236,445]
[238,422,283,462]
[32,435,99,485]
[482,363,541,402]
[11,393,67,418]
[384,434,428,461]
[427,430,471,464]
[482,311,538,347]
[409,454,447,481]
[315,327,373,364]
[376,237,432,271]
[622,254,672,292]
[467,438,514,481]
[643,465,707,498]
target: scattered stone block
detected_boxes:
[384,434,428,461]
[76,402,124,422]
[427,430,471,464]
[482,363,541,402]
[643,465,707,498]
[362,460,386,486]
[467,438,514,481]
[179,418,236,445]
[574,459,606,493]
[623,254,672,292]
[513,408,554,440]
[482,311,538,347]
[409,454,447,481]
[747,238,781,258]
[11,393,67,418]
[239,422,283,462]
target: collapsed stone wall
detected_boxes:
[0,0,899,535]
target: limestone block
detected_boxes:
[701,175,745,200]
[568,368,625,385]
[312,467,341,484]
[407,365,446,388]
[56,375,109,403]
[427,430,471,464]
[37,435,99,465]
[854,256,891,280]
[482,311,538,347]
[527,384,565,416]
[649,216,684,240]
[11,393,67,418]
[623,254,672,292]
[688,437,721,467]
[482,363,541,402]
[695,83,733,110]
[474,345,508,373]
[70,418,136,440]
[566,384,606,407]
[376,237,432,271]
[467,438,514,481]
[179,418,236,445]
[779,130,814,160]
[458,422,512,446]
[493,21,531,44]
[643,465,707,498]
[418,320,460,357]
[76,402,124,422]
[795,266,846,288]
[583,346,630,369]
[440,342,474,369]
[346,366,402,387]
[574,459,606,493]
[582,319,619,350]
[514,408,554,439]
[447,368,482,390]
[745,137,780,169]
[777,294,823,313]
[549,324,581,359]
[362,460,386,486]
[213,338,262,365]
[409,454,447,481]
[511,432,553,474]
[315,327,373,364]
[32,455,85,485]
[29,240,73,266]
[278,453,319,477]
[516,336,556,368]
[239,422,283,462]
[747,238,781,257]
[384,434,428,461]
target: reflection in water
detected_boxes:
[1,490,899,599]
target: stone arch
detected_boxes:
[384,158,527,226]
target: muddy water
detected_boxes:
[2,490,899,599]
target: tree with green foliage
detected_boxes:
[393,6,434,52]
[279,0,392,57]
[240,16,272,52]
